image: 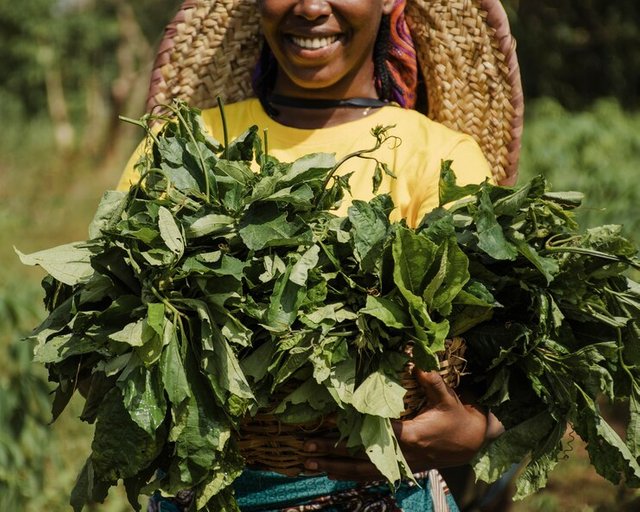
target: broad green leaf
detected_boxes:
[185,214,235,238]
[117,357,167,434]
[89,190,128,239]
[351,370,406,418]
[198,306,254,401]
[327,357,356,407]
[109,319,150,347]
[513,421,565,500]
[172,375,232,480]
[289,245,320,286]
[265,267,307,333]
[158,206,185,258]
[147,303,165,337]
[348,200,389,273]
[70,458,95,512]
[513,239,559,284]
[392,227,438,298]
[423,238,470,315]
[438,160,483,205]
[213,255,249,281]
[91,388,162,481]
[262,184,315,208]
[16,242,99,286]
[475,188,518,260]
[360,296,409,329]
[33,334,103,364]
[214,160,254,185]
[360,415,412,484]
[274,379,333,413]
[280,153,335,186]
[473,412,556,485]
[160,323,190,405]
[240,339,276,382]
[627,385,640,458]
[239,204,306,251]
[575,388,640,486]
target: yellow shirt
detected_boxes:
[117,98,491,227]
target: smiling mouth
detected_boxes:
[289,35,340,50]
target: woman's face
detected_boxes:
[259,0,394,99]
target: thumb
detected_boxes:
[414,369,455,406]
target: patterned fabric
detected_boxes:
[278,470,453,512]
[383,0,419,109]
[147,470,456,512]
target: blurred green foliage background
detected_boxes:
[1,0,639,510]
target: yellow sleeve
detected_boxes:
[115,137,148,191]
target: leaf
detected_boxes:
[89,190,128,239]
[185,214,235,238]
[360,415,412,484]
[327,357,357,407]
[574,387,640,486]
[473,412,556,485]
[262,184,315,208]
[351,370,406,418]
[475,187,518,260]
[198,305,254,401]
[16,242,99,286]
[392,227,438,298]
[513,421,565,500]
[238,204,306,251]
[280,152,335,186]
[160,322,190,405]
[70,458,95,512]
[438,160,483,205]
[109,319,150,347]
[146,303,165,337]
[360,296,410,329]
[289,245,320,286]
[117,357,167,434]
[91,388,162,482]
[423,238,470,315]
[158,206,185,258]
[240,339,276,382]
[628,385,640,458]
[513,239,559,284]
[265,267,307,333]
[348,199,389,273]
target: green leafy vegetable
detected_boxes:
[19,101,640,510]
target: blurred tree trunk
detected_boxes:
[98,0,153,173]
[44,64,75,153]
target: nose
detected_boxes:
[293,0,331,21]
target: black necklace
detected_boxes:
[267,94,388,110]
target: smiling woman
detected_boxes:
[117,1,525,511]
[258,0,393,100]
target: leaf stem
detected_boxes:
[217,97,230,160]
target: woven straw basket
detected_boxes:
[238,338,467,476]
[146,0,523,185]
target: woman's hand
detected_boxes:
[302,370,496,482]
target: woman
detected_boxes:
[119,1,518,510]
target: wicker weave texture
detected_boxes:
[238,338,467,475]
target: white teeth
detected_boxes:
[291,35,339,50]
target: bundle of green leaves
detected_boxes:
[18,102,640,510]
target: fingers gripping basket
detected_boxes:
[238,338,467,476]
